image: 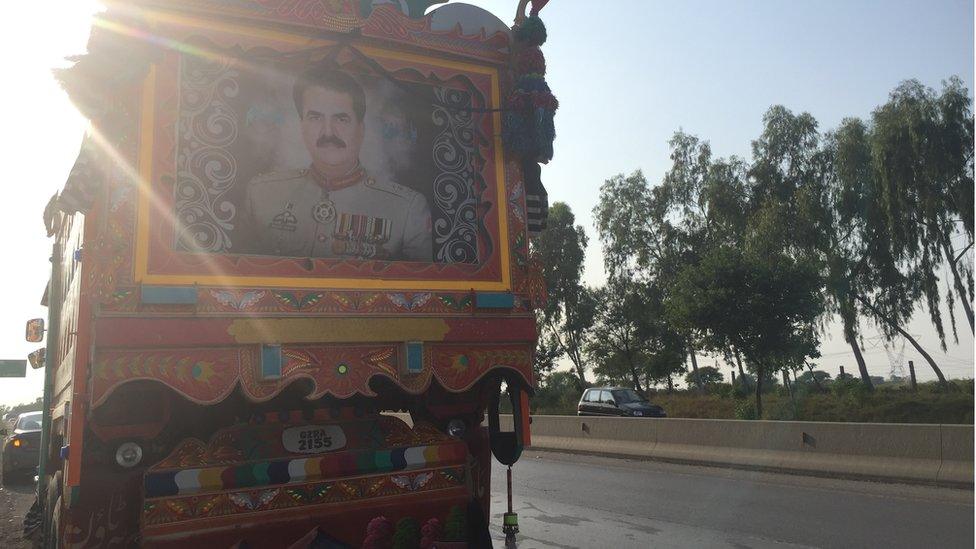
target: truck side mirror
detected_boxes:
[25,318,45,343]
[28,348,46,369]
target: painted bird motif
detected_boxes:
[211,290,265,311]
[228,489,279,511]
[391,472,434,491]
[388,292,432,310]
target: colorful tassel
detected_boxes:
[504,13,557,163]
[515,47,546,75]
[514,15,547,47]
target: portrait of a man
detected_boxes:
[242,65,433,261]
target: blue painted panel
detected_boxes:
[475,292,515,309]
[140,286,198,305]
[261,344,282,380]
[406,342,424,373]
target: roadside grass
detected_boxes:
[529,379,974,424]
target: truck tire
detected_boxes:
[46,471,62,512]
[48,495,62,549]
[45,471,63,549]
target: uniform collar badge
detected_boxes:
[310,163,366,191]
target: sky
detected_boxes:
[0,0,972,406]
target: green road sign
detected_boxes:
[0,360,27,377]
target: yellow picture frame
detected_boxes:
[134,13,512,291]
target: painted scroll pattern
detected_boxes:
[430,86,482,264]
[90,344,533,407]
[174,54,240,253]
[91,349,242,406]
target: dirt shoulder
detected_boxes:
[0,472,35,549]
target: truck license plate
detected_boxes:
[282,425,347,454]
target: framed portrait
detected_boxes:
[134,14,512,290]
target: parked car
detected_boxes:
[577,387,667,417]
[2,411,42,480]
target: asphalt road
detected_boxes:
[2,450,970,548]
[0,468,34,549]
[489,450,974,549]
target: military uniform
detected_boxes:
[242,164,432,261]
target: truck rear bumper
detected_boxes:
[142,481,469,547]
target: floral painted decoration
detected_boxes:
[363,516,395,548]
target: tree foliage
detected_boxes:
[685,366,723,387]
[594,142,752,391]
[0,397,43,422]
[588,278,686,393]
[532,337,562,381]
[740,105,877,389]
[532,201,594,390]
[568,76,971,417]
[870,78,974,339]
[668,247,825,417]
[796,369,832,387]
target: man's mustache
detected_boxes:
[316,135,346,148]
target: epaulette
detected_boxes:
[364,177,418,198]
[248,168,307,185]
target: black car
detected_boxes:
[2,411,42,480]
[577,387,667,417]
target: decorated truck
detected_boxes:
[26,0,557,547]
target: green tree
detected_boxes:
[871,78,974,337]
[829,117,948,385]
[746,105,895,390]
[590,80,970,402]
[594,147,750,391]
[588,278,652,394]
[592,171,693,391]
[654,135,752,389]
[532,337,562,382]
[684,366,723,387]
[796,369,831,386]
[4,397,42,417]
[825,79,976,386]
[532,202,594,391]
[531,370,583,412]
[826,117,884,389]
[742,105,870,390]
[592,171,657,276]
[644,328,689,392]
[669,247,824,417]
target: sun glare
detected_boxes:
[0,1,103,407]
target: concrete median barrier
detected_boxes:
[525,416,972,486]
[389,413,972,485]
[938,424,975,484]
